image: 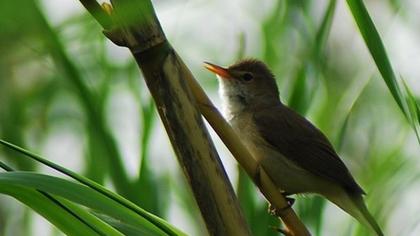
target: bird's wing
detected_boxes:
[253,105,365,195]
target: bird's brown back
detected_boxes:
[253,103,365,195]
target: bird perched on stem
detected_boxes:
[204,59,383,236]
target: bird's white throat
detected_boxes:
[218,77,247,121]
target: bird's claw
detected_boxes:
[285,196,295,206]
[268,195,295,216]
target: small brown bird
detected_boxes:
[204,59,383,235]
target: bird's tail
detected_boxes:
[326,191,383,236]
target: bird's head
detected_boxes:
[204,59,280,114]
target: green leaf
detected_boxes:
[0,185,100,236]
[346,0,420,144]
[288,0,337,115]
[0,140,186,236]
[30,0,133,197]
[0,172,163,234]
[136,97,162,214]
[402,79,420,141]
[347,0,404,109]
[53,197,125,236]
[296,196,326,236]
[0,171,180,236]
[95,213,158,236]
[0,162,123,236]
[334,75,372,150]
[261,0,287,67]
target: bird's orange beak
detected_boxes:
[204,62,232,79]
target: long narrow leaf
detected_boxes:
[346,0,418,127]
[288,0,337,114]
[0,139,186,236]
[402,80,420,140]
[52,197,125,236]
[0,185,100,236]
[0,161,121,236]
[0,171,171,236]
[30,0,133,196]
[347,0,420,144]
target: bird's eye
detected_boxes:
[242,72,254,82]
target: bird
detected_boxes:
[204,59,383,236]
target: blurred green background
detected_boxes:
[1,0,420,235]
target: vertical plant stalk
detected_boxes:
[99,0,251,235]
[136,48,251,236]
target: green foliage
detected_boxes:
[0,184,105,236]
[1,0,419,235]
[347,0,420,142]
[0,141,185,236]
[288,0,337,115]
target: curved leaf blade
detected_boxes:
[0,185,100,236]
[0,139,186,236]
[0,171,169,236]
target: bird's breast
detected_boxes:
[229,112,265,160]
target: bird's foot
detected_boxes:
[268,195,295,216]
[284,195,295,206]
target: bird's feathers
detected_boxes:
[212,58,382,235]
[252,103,384,234]
[253,104,365,195]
